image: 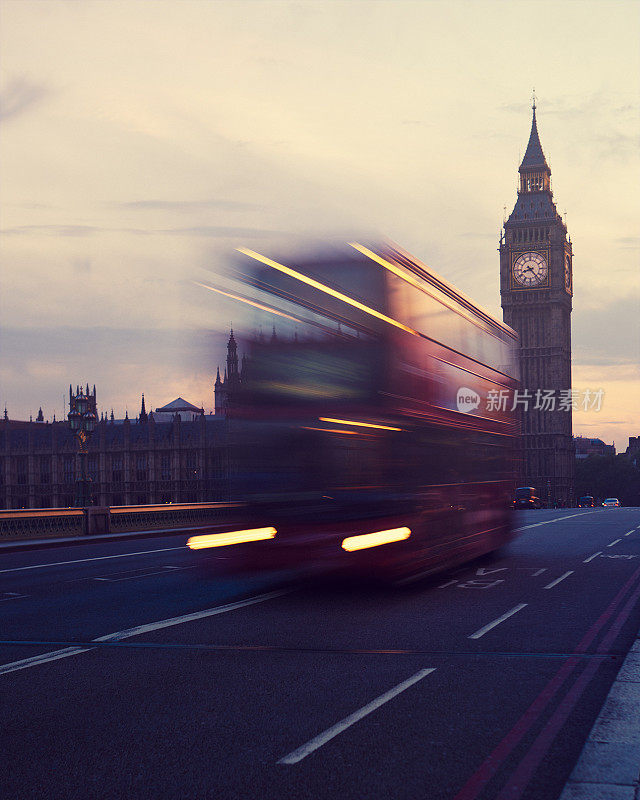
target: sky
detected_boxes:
[0,0,638,447]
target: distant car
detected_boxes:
[513,487,542,509]
[602,498,621,507]
[578,496,596,508]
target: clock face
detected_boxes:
[565,254,572,289]
[512,251,548,288]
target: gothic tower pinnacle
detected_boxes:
[226,328,239,384]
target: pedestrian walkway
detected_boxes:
[560,637,640,799]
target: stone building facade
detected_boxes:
[0,332,244,510]
[0,414,230,509]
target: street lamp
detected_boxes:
[69,389,97,507]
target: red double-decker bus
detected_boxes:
[189,241,519,582]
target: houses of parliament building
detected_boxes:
[0,331,243,510]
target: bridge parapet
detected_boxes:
[0,502,242,541]
[0,508,84,540]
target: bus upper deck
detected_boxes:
[233,241,519,434]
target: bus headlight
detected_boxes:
[187,527,276,549]
[341,527,411,552]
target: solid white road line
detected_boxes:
[0,589,290,676]
[468,604,528,640]
[94,590,290,642]
[514,512,590,532]
[544,571,574,590]
[583,551,602,563]
[0,547,186,575]
[0,646,89,676]
[277,668,436,765]
[607,539,622,547]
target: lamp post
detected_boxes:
[69,390,97,507]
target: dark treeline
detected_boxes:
[576,454,640,507]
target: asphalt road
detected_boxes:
[2,508,640,800]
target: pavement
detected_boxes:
[559,637,640,799]
[1,507,640,799]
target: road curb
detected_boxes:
[559,638,640,799]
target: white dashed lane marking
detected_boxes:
[468,604,528,640]
[277,668,436,765]
[544,571,574,590]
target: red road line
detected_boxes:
[495,577,640,799]
[452,563,640,800]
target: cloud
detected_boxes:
[118,199,262,212]
[73,258,92,274]
[500,101,531,115]
[590,131,640,161]
[577,421,627,427]
[156,226,285,238]
[615,237,640,250]
[456,232,497,240]
[0,76,50,121]
[250,56,288,67]
[1,224,284,238]
[501,93,639,120]
[2,225,101,237]
[4,202,52,210]
[573,294,640,368]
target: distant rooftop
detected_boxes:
[155,398,203,414]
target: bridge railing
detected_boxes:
[109,502,242,533]
[0,502,243,541]
[0,508,85,540]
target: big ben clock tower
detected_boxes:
[499,100,575,503]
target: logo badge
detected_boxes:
[457,387,480,413]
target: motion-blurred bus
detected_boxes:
[190,242,519,582]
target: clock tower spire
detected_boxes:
[518,102,551,193]
[499,101,575,505]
